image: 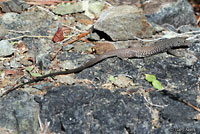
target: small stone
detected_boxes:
[112,75,134,88]
[0,40,14,57]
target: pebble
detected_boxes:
[0,40,14,57]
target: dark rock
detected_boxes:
[39,86,152,133]
[149,91,200,133]
[145,0,197,28]
[0,91,39,134]
[150,91,198,122]
[93,5,153,41]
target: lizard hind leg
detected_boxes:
[167,49,188,57]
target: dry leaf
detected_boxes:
[52,26,64,42]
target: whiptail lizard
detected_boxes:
[2,37,190,96]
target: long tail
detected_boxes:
[1,52,117,97]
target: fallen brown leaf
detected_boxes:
[52,26,64,42]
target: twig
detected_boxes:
[60,33,79,43]
[134,30,200,42]
[38,112,51,134]
[36,6,55,16]
[8,30,30,33]
[7,35,70,41]
[27,0,73,5]
[176,97,200,112]
[143,94,168,108]
[161,90,200,113]
[63,25,87,33]
[7,35,52,41]
[38,112,43,132]
[43,120,50,134]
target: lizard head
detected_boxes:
[174,37,191,47]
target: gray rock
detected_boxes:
[0,40,14,57]
[145,0,197,28]
[93,5,153,41]
[0,25,8,39]
[0,91,39,134]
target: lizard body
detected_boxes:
[2,37,190,96]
